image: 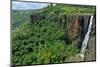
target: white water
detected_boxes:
[80,16,93,60]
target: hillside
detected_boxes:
[12,4,96,65]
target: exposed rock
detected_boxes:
[84,36,96,61]
[68,16,79,40]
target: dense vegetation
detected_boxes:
[12,4,95,65]
[12,21,79,65]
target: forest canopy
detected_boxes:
[12,2,96,65]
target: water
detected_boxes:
[80,16,93,60]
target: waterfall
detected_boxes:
[80,16,93,60]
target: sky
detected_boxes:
[12,1,49,10]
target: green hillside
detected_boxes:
[12,4,96,65]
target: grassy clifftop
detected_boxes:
[33,4,95,15]
[12,4,95,30]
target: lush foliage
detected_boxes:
[12,20,79,65]
[12,4,95,65]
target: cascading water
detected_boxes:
[79,16,93,60]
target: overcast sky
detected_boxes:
[12,1,49,10]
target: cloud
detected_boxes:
[12,1,49,10]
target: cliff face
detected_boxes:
[68,16,79,40]
[57,15,96,49]
[68,15,95,49]
[77,16,90,49]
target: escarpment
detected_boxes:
[30,14,95,49]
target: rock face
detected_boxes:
[77,16,91,49]
[68,16,79,40]
[84,36,96,61]
[84,15,96,61]
[68,15,95,49]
